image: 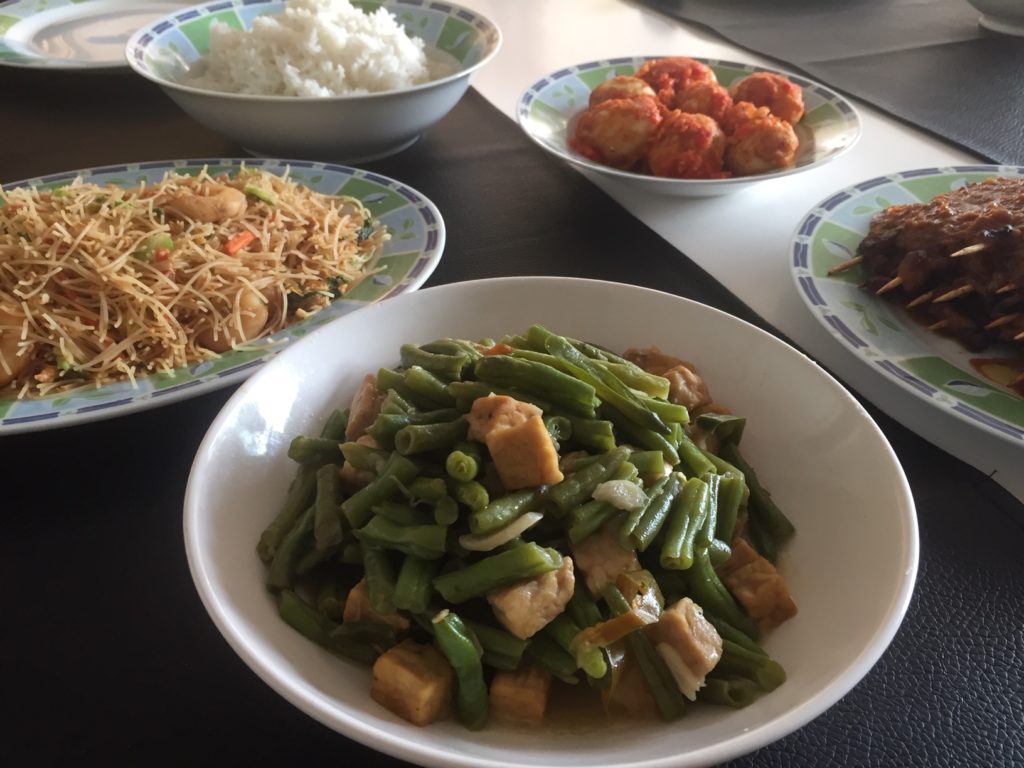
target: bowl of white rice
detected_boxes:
[126,0,501,162]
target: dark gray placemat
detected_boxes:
[647,0,1024,164]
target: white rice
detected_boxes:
[181,0,453,96]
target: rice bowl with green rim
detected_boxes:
[517,56,861,197]
[125,0,501,162]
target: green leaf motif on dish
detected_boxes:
[802,101,842,128]
[0,15,18,35]
[576,65,636,90]
[436,17,473,63]
[337,178,407,216]
[811,221,863,280]
[345,252,419,302]
[0,399,13,419]
[902,357,1024,427]
[899,174,993,203]
[180,10,243,54]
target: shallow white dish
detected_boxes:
[791,165,1024,447]
[0,158,444,434]
[0,0,191,69]
[517,56,861,198]
[125,0,501,162]
[185,277,917,768]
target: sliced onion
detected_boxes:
[592,479,648,511]
[457,511,544,552]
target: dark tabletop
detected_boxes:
[3,64,1023,768]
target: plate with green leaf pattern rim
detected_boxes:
[0,0,192,70]
[791,164,1024,447]
[516,56,861,197]
[0,157,444,433]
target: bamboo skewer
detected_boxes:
[827,255,863,275]
[875,275,903,294]
[933,285,975,303]
[928,320,950,332]
[949,243,987,258]
[1015,331,1024,342]
[985,314,1019,330]
[996,283,1017,294]
[906,291,933,308]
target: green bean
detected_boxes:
[676,432,716,477]
[287,435,342,466]
[432,543,562,603]
[639,394,690,425]
[525,632,578,684]
[446,380,553,413]
[598,360,670,399]
[314,464,345,551]
[542,330,669,435]
[715,474,744,543]
[434,495,460,525]
[627,449,666,477]
[341,452,419,529]
[470,487,539,534]
[354,516,447,560]
[715,639,786,691]
[543,414,572,442]
[340,441,388,473]
[408,476,447,503]
[566,584,605,629]
[699,677,760,708]
[258,464,317,563]
[568,499,619,545]
[705,613,766,656]
[421,338,483,362]
[376,366,437,411]
[315,567,354,621]
[697,473,720,548]
[544,614,607,679]
[277,589,378,666]
[445,449,479,482]
[603,584,686,720]
[362,546,398,614]
[566,416,616,451]
[718,443,795,545]
[548,445,631,512]
[340,541,363,564]
[371,500,434,527]
[474,355,598,418]
[318,408,350,441]
[394,418,468,456]
[432,611,489,729]
[399,343,471,380]
[613,416,680,465]
[745,510,778,563]
[393,554,440,614]
[695,412,747,446]
[707,537,732,567]
[296,540,338,576]
[366,408,460,449]
[685,548,758,639]
[660,477,709,570]
[630,471,685,551]
[463,619,527,671]
[403,365,457,407]
[267,506,314,591]
[620,475,668,548]
[380,387,414,414]
[453,480,489,512]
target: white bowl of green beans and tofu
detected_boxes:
[184,276,918,768]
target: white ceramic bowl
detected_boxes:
[518,57,861,197]
[966,0,1024,36]
[125,0,501,162]
[185,277,917,768]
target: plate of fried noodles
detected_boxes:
[0,158,445,433]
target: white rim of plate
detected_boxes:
[0,157,445,434]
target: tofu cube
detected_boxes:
[489,665,552,724]
[370,640,455,726]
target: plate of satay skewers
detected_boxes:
[791,165,1024,446]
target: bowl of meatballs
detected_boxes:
[517,56,862,197]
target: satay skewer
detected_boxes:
[985,314,1019,330]
[827,255,863,275]
[906,291,933,308]
[996,283,1017,294]
[928,319,950,332]
[875,275,903,294]
[949,243,987,258]
[933,284,975,303]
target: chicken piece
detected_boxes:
[717,538,798,632]
[623,346,712,411]
[570,522,641,595]
[636,56,716,108]
[467,394,563,489]
[646,598,723,700]
[671,80,733,125]
[646,111,728,180]
[589,75,658,107]
[371,639,455,726]
[159,183,248,223]
[489,664,552,724]
[345,373,384,440]
[569,95,663,171]
[196,286,269,352]
[343,580,411,631]
[728,72,805,124]
[487,556,575,639]
[724,111,799,177]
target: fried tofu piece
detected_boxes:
[717,538,797,632]
[343,580,410,631]
[623,346,712,412]
[345,373,384,440]
[646,597,722,700]
[487,557,575,639]
[489,665,552,724]
[570,522,641,595]
[371,640,455,726]
[467,395,564,489]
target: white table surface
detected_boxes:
[459,0,1022,501]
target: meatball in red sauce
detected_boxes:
[728,72,805,124]
[589,75,659,108]
[646,111,728,179]
[570,95,663,171]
